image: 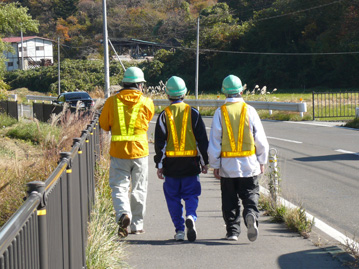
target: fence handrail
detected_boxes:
[153,99,307,113]
[0,113,100,269]
[0,195,40,254]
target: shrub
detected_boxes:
[0,113,17,127]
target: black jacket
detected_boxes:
[154,104,209,177]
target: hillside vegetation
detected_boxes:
[1,0,358,92]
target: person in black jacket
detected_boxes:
[154,76,209,242]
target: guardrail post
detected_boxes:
[26,181,48,269]
[356,107,359,118]
[268,148,279,205]
[60,152,75,269]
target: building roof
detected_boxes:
[2,36,54,43]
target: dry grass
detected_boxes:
[341,237,359,267]
[0,108,95,227]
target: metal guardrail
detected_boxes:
[0,113,100,269]
[25,95,307,113]
[153,99,307,116]
[8,94,17,101]
[26,95,57,102]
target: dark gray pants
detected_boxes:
[220,176,259,236]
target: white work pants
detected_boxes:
[109,156,148,231]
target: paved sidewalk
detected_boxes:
[124,150,354,268]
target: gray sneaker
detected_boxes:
[174,230,185,241]
[246,213,258,242]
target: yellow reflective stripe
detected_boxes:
[166,150,198,157]
[221,106,236,152]
[115,96,144,141]
[221,150,255,157]
[128,98,143,135]
[112,133,147,141]
[238,104,247,151]
[37,209,47,216]
[117,100,128,136]
[165,107,180,151]
[180,106,190,152]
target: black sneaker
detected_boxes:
[185,215,197,242]
[118,214,130,238]
[225,234,238,241]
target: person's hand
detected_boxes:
[260,164,265,174]
[201,164,208,174]
[157,168,164,179]
[213,169,221,180]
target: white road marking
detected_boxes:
[267,136,303,144]
[335,149,359,156]
[286,121,344,127]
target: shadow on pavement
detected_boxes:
[126,238,248,246]
[278,246,356,269]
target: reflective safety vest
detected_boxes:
[221,102,255,158]
[164,103,198,157]
[111,96,148,142]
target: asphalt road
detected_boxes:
[260,120,359,239]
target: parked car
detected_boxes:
[53,91,94,109]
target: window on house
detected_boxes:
[8,62,14,67]
[19,47,27,52]
[36,46,44,51]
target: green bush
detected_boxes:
[345,118,359,129]
[0,113,17,127]
[6,120,61,145]
[4,59,127,94]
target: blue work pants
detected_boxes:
[163,175,201,232]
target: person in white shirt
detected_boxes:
[208,75,269,242]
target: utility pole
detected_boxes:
[58,37,61,95]
[20,29,24,70]
[102,0,110,98]
[195,17,200,100]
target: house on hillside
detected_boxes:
[2,36,54,71]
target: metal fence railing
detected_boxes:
[312,91,359,120]
[0,112,101,269]
[0,100,18,121]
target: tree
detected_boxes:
[0,2,39,89]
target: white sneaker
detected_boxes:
[174,231,185,241]
[225,234,238,241]
[246,213,258,242]
[185,215,197,242]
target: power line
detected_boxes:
[160,44,359,56]
[252,0,343,22]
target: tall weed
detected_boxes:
[86,133,129,269]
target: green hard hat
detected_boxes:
[165,76,187,97]
[122,67,146,83]
[221,75,243,95]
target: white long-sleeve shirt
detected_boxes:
[208,97,269,178]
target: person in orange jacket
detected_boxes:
[99,67,154,238]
